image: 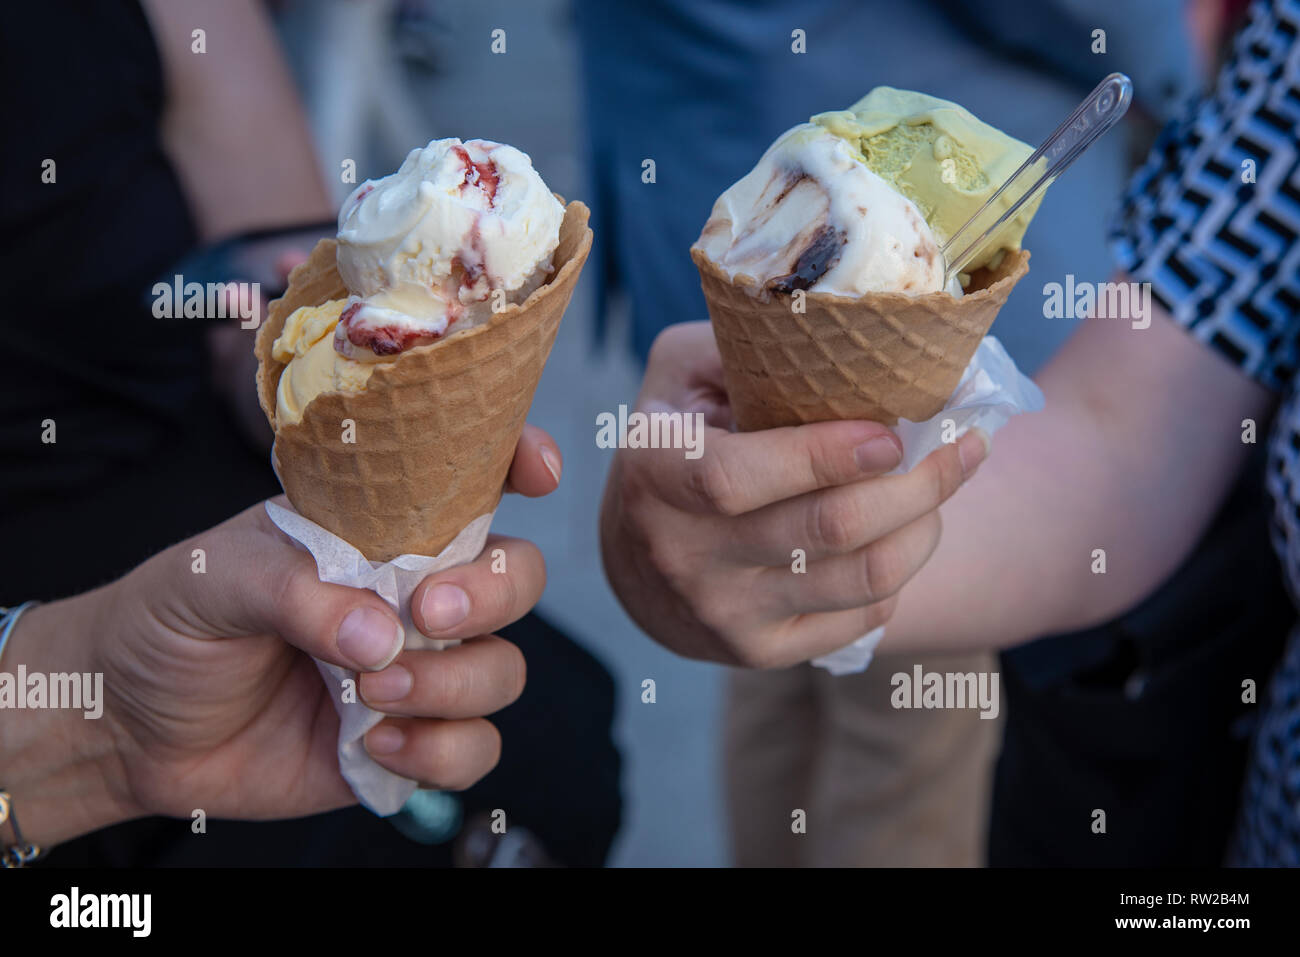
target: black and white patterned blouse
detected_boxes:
[1110,0,1300,865]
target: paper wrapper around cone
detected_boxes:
[694,246,1031,430]
[255,201,592,561]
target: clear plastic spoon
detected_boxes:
[941,72,1133,287]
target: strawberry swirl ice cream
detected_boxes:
[333,138,564,360]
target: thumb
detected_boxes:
[506,423,562,497]
[258,552,405,672]
[175,504,405,672]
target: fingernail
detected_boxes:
[421,583,470,633]
[854,435,903,473]
[365,725,404,756]
[337,607,404,671]
[958,427,992,477]
[540,445,562,486]
[360,664,412,703]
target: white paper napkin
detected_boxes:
[811,335,1043,676]
[266,500,494,816]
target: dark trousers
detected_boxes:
[990,448,1292,866]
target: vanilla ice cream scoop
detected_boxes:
[334,138,564,358]
[272,300,375,425]
[695,125,952,298]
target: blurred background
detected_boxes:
[264,0,1208,865]
[7,0,1244,867]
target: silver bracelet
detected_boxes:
[0,603,44,866]
[0,601,39,669]
[0,790,41,867]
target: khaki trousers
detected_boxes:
[724,650,1002,867]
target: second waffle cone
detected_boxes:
[696,247,1030,430]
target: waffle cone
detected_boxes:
[254,201,591,561]
[694,247,1030,430]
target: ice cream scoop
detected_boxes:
[695,124,952,298]
[272,300,374,425]
[811,87,1039,275]
[694,87,1044,301]
[334,138,564,359]
[270,137,565,429]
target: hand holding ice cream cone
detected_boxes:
[600,321,991,669]
[602,87,1052,672]
[251,137,590,812]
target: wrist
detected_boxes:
[0,589,139,850]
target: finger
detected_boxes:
[744,596,899,670]
[642,322,733,428]
[359,635,526,719]
[753,511,941,616]
[726,428,987,563]
[642,418,904,518]
[265,558,406,672]
[411,535,545,639]
[641,322,723,397]
[363,717,502,790]
[505,423,562,496]
[180,503,406,672]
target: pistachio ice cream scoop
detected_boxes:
[812,87,1040,275]
[695,87,1040,298]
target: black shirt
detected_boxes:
[1,2,620,866]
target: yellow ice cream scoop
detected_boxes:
[813,87,1041,273]
[272,299,375,426]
